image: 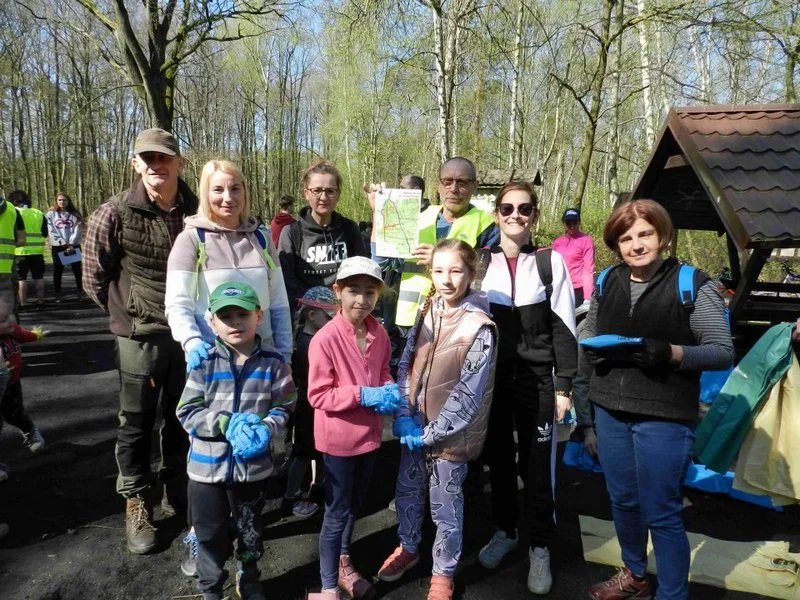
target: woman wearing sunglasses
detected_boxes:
[278,161,369,310]
[476,181,578,595]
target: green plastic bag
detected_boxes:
[694,323,794,473]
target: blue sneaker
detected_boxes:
[181,529,198,577]
[478,529,518,569]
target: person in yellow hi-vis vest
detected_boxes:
[395,157,498,328]
[10,190,47,307]
[0,194,26,310]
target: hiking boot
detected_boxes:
[377,546,420,582]
[337,554,374,599]
[125,494,157,554]
[427,574,453,600]
[588,567,652,600]
[478,529,518,569]
[21,428,45,453]
[180,529,198,577]
[527,547,552,595]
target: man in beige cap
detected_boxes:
[84,127,198,554]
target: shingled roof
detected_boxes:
[631,104,800,250]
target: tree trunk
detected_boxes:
[507,0,524,170]
[571,0,614,209]
[608,0,624,206]
[636,0,655,148]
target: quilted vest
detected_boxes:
[408,299,497,461]
[107,178,197,337]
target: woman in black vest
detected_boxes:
[583,200,733,600]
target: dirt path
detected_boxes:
[0,279,795,599]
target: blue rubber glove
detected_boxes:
[392,416,416,439]
[400,425,424,452]
[186,339,213,372]
[361,383,403,415]
[225,413,271,460]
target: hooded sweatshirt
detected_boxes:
[270,211,295,247]
[165,214,293,362]
[277,206,368,309]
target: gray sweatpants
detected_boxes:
[395,447,468,577]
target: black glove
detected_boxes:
[629,338,672,368]
[582,347,605,366]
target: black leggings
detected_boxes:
[51,246,82,293]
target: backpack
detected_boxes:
[474,247,553,300]
[595,262,705,311]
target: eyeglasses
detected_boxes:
[306,188,339,198]
[497,203,535,217]
[439,177,475,188]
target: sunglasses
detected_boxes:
[497,203,535,217]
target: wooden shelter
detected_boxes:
[631,104,800,328]
[476,168,542,196]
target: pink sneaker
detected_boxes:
[338,554,374,599]
[377,546,420,582]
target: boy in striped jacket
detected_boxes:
[177,281,296,600]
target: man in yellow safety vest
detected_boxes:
[0,194,26,309]
[394,157,498,328]
[10,190,46,307]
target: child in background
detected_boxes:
[307,257,401,600]
[0,303,46,453]
[177,282,296,600]
[377,239,498,600]
[283,286,339,518]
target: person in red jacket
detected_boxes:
[0,303,46,453]
[269,195,296,248]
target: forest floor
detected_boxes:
[0,276,795,600]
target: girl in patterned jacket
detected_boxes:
[377,239,498,600]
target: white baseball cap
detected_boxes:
[335,256,382,284]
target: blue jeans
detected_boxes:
[595,405,694,600]
[319,451,377,589]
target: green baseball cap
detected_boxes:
[208,281,261,313]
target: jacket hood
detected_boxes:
[272,212,295,227]
[183,214,260,233]
[298,206,349,233]
[435,289,491,317]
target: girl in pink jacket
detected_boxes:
[307,257,401,600]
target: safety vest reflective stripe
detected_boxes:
[0,207,18,275]
[15,208,45,256]
[395,205,495,327]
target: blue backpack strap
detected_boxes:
[677,264,697,309]
[595,265,616,297]
[253,225,277,269]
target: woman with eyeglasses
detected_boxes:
[278,161,369,310]
[476,181,577,595]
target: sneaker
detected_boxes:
[377,546,419,582]
[21,428,45,453]
[236,562,266,600]
[293,499,320,519]
[387,499,396,512]
[307,589,341,600]
[588,567,652,600]
[527,547,552,594]
[0,463,9,483]
[478,529,518,569]
[427,574,453,600]
[338,554,374,599]
[181,529,198,577]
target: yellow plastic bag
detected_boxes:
[734,354,800,504]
